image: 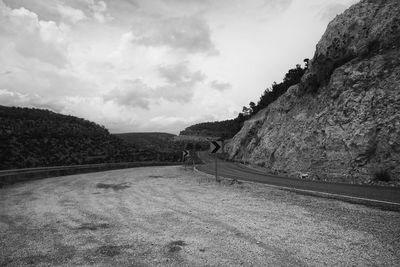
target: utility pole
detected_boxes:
[192,142,195,170]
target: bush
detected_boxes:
[257,161,266,167]
[373,168,391,182]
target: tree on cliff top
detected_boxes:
[179,63,306,139]
[242,63,306,117]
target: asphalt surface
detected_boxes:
[197,153,400,208]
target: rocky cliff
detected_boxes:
[226,0,400,183]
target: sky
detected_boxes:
[0,0,358,134]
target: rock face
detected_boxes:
[226,0,400,182]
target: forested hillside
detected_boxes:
[114,132,179,153]
[180,64,306,138]
[0,106,181,170]
[179,118,243,139]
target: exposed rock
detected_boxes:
[226,0,400,183]
[301,0,400,94]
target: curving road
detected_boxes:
[197,152,400,209]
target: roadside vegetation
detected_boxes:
[373,168,392,182]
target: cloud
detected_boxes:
[158,61,205,84]
[155,83,194,103]
[0,2,68,67]
[132,16,218,54]
[209,80,232,91]
[0,59,95,99]
[108,31,134,59]
[262,0,293,10]
[57,4,87,24]
[2,0,113,24]
[104,79,151,109]
[2,0,60,22]
[103,62,207,108]
[157,62,206,102]
[0,89,64,112]
[88,0,112,23]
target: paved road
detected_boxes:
[197,153,400,207]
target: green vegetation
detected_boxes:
[180,62,307,138]
[0,106,181,170]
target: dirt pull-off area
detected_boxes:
[0,166,399,266]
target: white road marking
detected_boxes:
[194,167,400,207]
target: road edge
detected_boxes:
[194,166,400,212]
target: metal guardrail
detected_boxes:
[0,161,180,187]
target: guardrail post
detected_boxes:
[215,155,218,182]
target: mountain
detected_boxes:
[226,0,400,183]
[0,106,180,170]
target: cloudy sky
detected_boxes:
[0,0,357,134]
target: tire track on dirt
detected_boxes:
[2,166,398,266]
[128,182,307,266]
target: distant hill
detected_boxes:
[113,132,177,152]
[179,118,243,139]
[0,106,181,170]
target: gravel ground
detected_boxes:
[0,166,399,266]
